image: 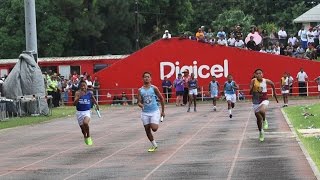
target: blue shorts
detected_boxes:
[176,91,184,96]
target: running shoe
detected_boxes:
[229,114,232,118]
[187,107,190,112]
[84,138,88,145]
[263,120,269,130]
[213,107,216,111]
[87,137,93,146]
[259,131,264,142]
[148,146,157,152]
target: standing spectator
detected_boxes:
[261,29,269,48]
[269,29,278,45]
[182,69,191,105]
[313,27,319,47]
[246,36,257,51]
[162,30,171,39]
[278,27,287,47]
[288,34,299,47]
[306,43,317,60]
[48,74,60,107]
[173,73,184,106]
[235,37,245,48]
[196,28,205,42]
[296,68,308,96]
[307,27,315,45]
[227,34,236,47]
[61,78,70,105]
[86,75,94,93]
[298,26,308,50]
[93,76,100,102]
[161,77,172,103]
[217,27,226,39]
[0,76,4,96]
[234,25,243,40]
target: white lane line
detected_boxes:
[143,111,223,180]
[226,109,252,180]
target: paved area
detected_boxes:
[0,100,318,180]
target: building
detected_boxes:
[293,4,320,28]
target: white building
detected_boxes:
[293,4,320,29]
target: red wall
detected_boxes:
[95,38,320,96]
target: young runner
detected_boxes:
[187,73,198,112]
[224,74,238,118]
[250,69,278,142]
[73,81,99,146]
[209,76,220,111]
[281,72,290,107]
[137,72,165,152]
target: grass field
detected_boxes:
[0,106,77,130]
[283,103,320,170]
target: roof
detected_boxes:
[0,55,129,65]
[293,4,320,23]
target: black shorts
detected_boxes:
[176,91,184,96]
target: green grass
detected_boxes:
[0,106,76,130]
[283,103,320,169]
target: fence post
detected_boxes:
[307,82,309,96]
[131,88,135,105]
[201,86,204,101]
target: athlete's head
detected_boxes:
[142,72,152,84]
[254,69,263,80]
[283,72,288,78]
[212,76,216,81]
[227,74,233,82]
[79,80,87,91]
[178,73,182,78]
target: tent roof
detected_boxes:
[293,4,320,23]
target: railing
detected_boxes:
[60,81,319,105]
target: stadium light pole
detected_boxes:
[24,0,38,62]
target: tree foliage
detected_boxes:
[0,0,319,58]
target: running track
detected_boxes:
[0,100,318,180]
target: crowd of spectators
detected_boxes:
[43,70,100,107]
[170,24,320,60]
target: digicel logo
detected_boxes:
[160,60,229,80]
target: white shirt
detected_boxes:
[288,37,298,46]
[259,49,267,53]
[313,30,319,39]
[278,30,287,39]
[296,71,308,82]
[235,40,244,48]
[217,39,228,46]
[86,80,93,87]
[288,76,294,86]
[162,33,172,39]
[298,30,308,41]
[227,38,236,46]
[307,31,314,43]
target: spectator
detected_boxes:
[238,90,245,101]
[182,69,191,105]
[162,30,172,39]
[227,34,236,47]
[259,46,267,53]
[296,68,308,96]
[314,27,319,47]
[288,34,299,47]
[216,27,226,39]
[70,78,79,101]
[0,76,4,96]
[266,45,273,53]
[205,28,214,42]
[246,36,257,51]
[173,73,184,106]
[61,78,70,105]
[48,74,60,107]
[269,29,278,45]
[86,75,94,93]
[307,27,314,45]
[235,37,245,48]
[121,92,129,106]
[261,29,269,48]
[288,73,294,96]
[217,35,228,46]
[234,25,243,40]
[93,76,100,102]
[284,42,294,56]
[306,43,317,60]
[293,44,306,58]
[278,27,288,47]
[196,28,205,42]
[298,26,308,50]
[162,77,172,103]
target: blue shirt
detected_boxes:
[76,92,92,111]
[188,79,198,89]
[140,86,159,113]
[224,81,236,95]
[210,81,219,93]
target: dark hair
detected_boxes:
[212,75,216,78]
[227,74,232,77]
[142,72,151,77]
[79,80,87,85]
[254,68,263,73]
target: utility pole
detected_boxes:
[135,0,140,51]
[24,0,38,62]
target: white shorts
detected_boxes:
[253,100,269,113]
[189,89,198,95]
[318,85,320,92]
[76,110,91,126]
[141,109,160,126]
[225,94,236,103]
[281,90,289,94]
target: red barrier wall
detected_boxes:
[95,38,320,102]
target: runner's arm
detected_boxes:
[154,86,165,117]
[73,91,81,106]
[249,79,254,95]
[91,92,99,110]
[266,79,279,103]
[137,90,144,109]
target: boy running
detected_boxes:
[187,73,198,112]
[281,72,290,107]
[137,72,165,152]
[209,76,220,111]
[250,69,278,142]
[73,81,99,146]
[224,74,238,118]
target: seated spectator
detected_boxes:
[216,27,226,39]
[293,44,306,58]
[288,34,299,47]
[306,43,317,60]
[217,35,228,46]
[238,91,245,101]
[284,42,294,56]
[162,30,172,39]
[227,34,236,47]
[246,36,257,51]
[235,37,245,48]
[205,28,214,42]
[121,92,129,106]
[259,46,267,53]
[266,45,273,53]
[196,28,205,42]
